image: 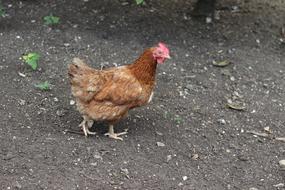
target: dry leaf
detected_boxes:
[213,60,231,67]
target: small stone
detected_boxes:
[121,2,129,6]
[156,142,165,147]
[64,43,70,47]
[263,127,271,133]
[166,155,172,162]
[273,183,284,188]
[94,152,102,160]
[70,100,75,105]
[18,72,26,77]
[279,160,285,168]
[206,17,212,23]
[53,97,59,102]
[217,118,226,125]
[155,131,163,136]
[182,176,188,181]
[56,110,65,117]
[249,188,258,190]
[237,155,249,161]
[192,154,199,160]
[18,99,26,106]
[178,182,183,186]
[230,76,235,81]
[121,168,129,175]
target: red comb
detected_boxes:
[158,42,169,54]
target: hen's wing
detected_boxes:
[94,68,144,107]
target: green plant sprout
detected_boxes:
[35,81,50,91]
[135,0,144,5]
[43,15,60,25]
[22,52,40,70]
[0,2,5,17]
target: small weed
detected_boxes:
[135,0,144,5]
[43,15,60,25]
[35,81,50,91]
[163,111,171,119]
[0,2,5,17]
[22,52,40,70]
[174,115,183,124]
[163,111,184,125]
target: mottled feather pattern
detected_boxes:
[68,56,154,122]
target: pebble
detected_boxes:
[182,176,188,181]
[56,110,65,117]
[206,17,212,23]
[64,43,70,47]
[279,160,285,168]
[192,154,199,160]
[217,118,226,125]
[18,99,26,106]
[70,100,75,105]
[166,155,172,162]
[156,142,165,147]
[121,2,129,6]
[155,131,163,136]
[273,183,284,188]
[18,72,26,77]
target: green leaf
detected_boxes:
[135,0,144,5]
[22,52,40,70]
[35,81,50,91]
[44,15,60,25]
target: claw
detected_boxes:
[79,117,95,137]
[105,125,127,141]
[104,133,124,141]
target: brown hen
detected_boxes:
[68,43,170,140]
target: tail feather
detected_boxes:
[68,58,101,102]
[68,58,89,78]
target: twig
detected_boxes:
[247,131,285,143]
[275,137,285,142]
[247,130,269,138]
[65,129,85,135]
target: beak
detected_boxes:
[165,54,171,59]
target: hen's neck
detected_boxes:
[128,48,157,85]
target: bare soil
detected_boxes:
[0,0,284,189]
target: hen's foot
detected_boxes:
[105,125,127,141]
[83,126,96,136]
[79,118,95,137]
[104,131,127,141]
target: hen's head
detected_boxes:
[152,42,170,64]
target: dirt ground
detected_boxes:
[0,0,284,189]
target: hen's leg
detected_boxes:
[79,117,96,136]
[104,125,127,141]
